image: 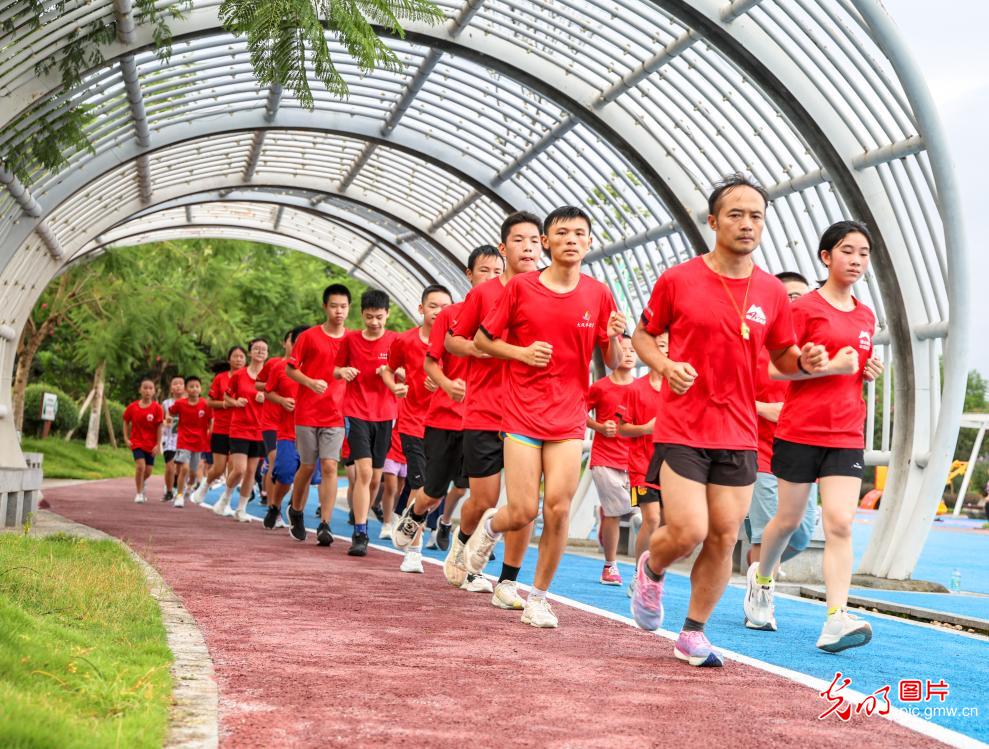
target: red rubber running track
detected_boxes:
[46,479,946,748]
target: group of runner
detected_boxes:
[123,174,882,665]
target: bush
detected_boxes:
[22,383,80,436]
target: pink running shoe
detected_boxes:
[600,564,622,586]
[629,552,664,630]
[674,630,724,667]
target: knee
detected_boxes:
[705,527,740,555]
[664,523,706,557]
[506,503,538,530]
[825,515,853,541]
[543,498,570,527]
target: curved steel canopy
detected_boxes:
[0,0,966,579]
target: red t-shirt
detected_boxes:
[226,367,264,441]
[168,397,212,452]
[755,348,789,473]
[450,276,510,432]
[776,290,876,449]
[642,256,795,451]
[387,327,432,438]
[386,428,406,464]
[123,401,164,452]
[616,374,664,489]
[286,326,346,428]
[425,303,469,431]
[335,329,399,422]
[587,376,632,470]
[207,371,233,435]
[481,271,616,441]
[265,362,300,443]
[258,357,285,432]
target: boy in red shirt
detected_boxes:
[464,206,626,628]
[630,174,828,667]
[587,335,636,586]
[193,346,247,503]
[215,338,268,520]
[392,247,504,592]
[122,378,165,504]
[744,222,882,652]
[440,212,542,610]
[286,284,350,546]
[380,284,453,550]
[168,375,212,508]
[256,331,291,505]
[616,332,667,597]
[334,288,399,557]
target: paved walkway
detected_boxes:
[42,479,959,749]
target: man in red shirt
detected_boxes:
[616,332,667,596]
[122,378,165,504]
[392,246,504,594]
[286,284,350,546]
[464,206,627,629]
[193,346,246,503]
[334,288,399,557]
[587,335,636,586]
[629,174,829,667]
[215,338,268,521]
[168,375,212,508]
[439,212,542,610]
[380,284,453,555]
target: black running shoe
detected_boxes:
[263,504,280,530]
[437,521,452,551]
[348,509,355,526]
[288,508,306,542]
[347,532,369,556]
[372,503,384,523]
[316,522,334,546]
[161,490,173,502]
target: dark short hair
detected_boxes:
[170,374,185,383]
[818,220,873,262]
[776,271,809,286]
[226,345,247,361]
[185,375,201,386]
[139,377,156,386]
[289,325,309,343]
[421,284,452,305]
[500,211,543,244]
[248,337,268,350]
[543,205,592,235]
[467,244,503,273]
[707,173,769,216]
[323,283,351,305]
[361,288,390,311]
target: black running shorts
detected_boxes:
[229,438,266,459]
[261,429,277,455]
[210,433,230,456]
[423,426,467,498]
[462,429,504,478]
[348,417,392,469]
[630,485,662,507]
[399,433,426,490]
[646,443,757,487]
[771,438,865,483]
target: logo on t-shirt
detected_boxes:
[858,331,872,351]
[745,305,767,326]
[577,310,594,329]
[198,409,206,418]
[146,413,154,422]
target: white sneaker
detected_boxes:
[816,609,872,653]
[521,595,558,628]
[400,550,424,574]
[235,504,251,522]
[743,562,775,629]
[491,580,524,610]
[134,493,146,504]
[378,523,393,540]
[212,492,231,515]
[424,530,438,550]
[443,532,468,588]
[174,495,185,508]
[274,516,287,529]
[392,505,423,550]
[224,502,238,518]
[210,479,224,489]
[190,483,206,504]
[460,574,494,593]
[463,508,499,575]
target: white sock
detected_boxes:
[484,517,503,540]
[605,560,617,568]
[530,586,547,599]
[220,487,233,502]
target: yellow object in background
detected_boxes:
[875,466,888,492]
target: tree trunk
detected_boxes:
[65,388,96,441]
[11,318,54,432]
[102,395,117,449]
[85,362,106,450]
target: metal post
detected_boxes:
[954,425,986,517]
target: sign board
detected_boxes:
[41,392,58,422]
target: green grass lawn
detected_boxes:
[0,533,172,748]
[21,438,157,481]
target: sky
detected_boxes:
[887,1,989,376]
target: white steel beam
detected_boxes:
[852,135,925,170]
[35,222,65,260]
[381,50,442,136]
[119,55,150,148]
[0,166,43,217]
[429,192,478,233]
[243,131,265,181]
[597,30,699,107]
[451,0,485,35]
[721,0,766,23]
[113,0,136,44]
[585,221,679,264]
[494,119,576,185]
[136,154,152,204]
